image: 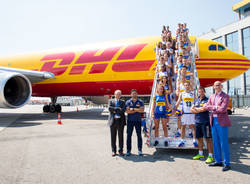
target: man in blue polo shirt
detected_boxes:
[125,89,144,156]
[191,86,214,163]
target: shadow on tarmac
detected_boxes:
[122,148,196,163]
[228,115,250,175]
[8,122,42,127]
[121,115,250,175]
[0,108,108,126]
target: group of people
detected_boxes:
[108,89,144,157]
[107,23,232,172]
[108,81,231,171]
[154,23,195,149]
[152,24,231,171]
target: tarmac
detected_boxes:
[0,105,249,184]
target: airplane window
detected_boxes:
[218,45,225,51]
[209,44,217,51]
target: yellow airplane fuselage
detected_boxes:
[0,36,249,97]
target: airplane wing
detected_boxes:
[0,66,55,83]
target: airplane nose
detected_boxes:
[234,52,250,69]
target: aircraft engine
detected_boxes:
[0,72,32,108]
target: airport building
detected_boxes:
[200,0,250,107]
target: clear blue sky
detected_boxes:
[0,0,240,56]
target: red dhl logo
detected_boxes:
[39,43,155,76]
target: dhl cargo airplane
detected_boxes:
[0,36,249,112]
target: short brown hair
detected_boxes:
[198,86,206,92]
[130,89,137,93]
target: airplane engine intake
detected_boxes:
[0,72,32,108]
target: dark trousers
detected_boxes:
[110,119,124,153]
[127,121,142,152]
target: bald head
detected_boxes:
[213,81,223,93]
[214,81,221,85]
[114,90,121,99]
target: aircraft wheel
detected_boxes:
[49,104,56,113]
[55,104,62,113]
[43,105,50,113]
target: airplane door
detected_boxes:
[194,38,199,59]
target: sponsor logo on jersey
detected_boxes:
[183,97,194,101]
[156,102,165,106]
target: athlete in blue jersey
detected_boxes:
[159,76,172,107]
[181,65,193,84]
[152,85,171,147]
[183,42,189,49]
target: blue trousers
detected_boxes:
[127,121,142,152]
[212,117,230,166]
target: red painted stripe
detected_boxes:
[112,60,155,72]
[117,43,147,60]
[89,63,108,74]
[196,58,250,62]
[196,63,250,66]
[196,67,248,70]
[199,78,227,88]
[32,78,230,97]
[69,65,86,75]
[32,80,154,96]
[75,46,122,64]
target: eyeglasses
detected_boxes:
[215,85,220,87]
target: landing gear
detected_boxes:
[49,104,56,113]
[55,104,62,113]
[43,104,50,113]
[43,97,62,113]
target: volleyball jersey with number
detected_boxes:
[155,95,166,114]
[181,91,194,113]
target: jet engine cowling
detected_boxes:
[0,72,32,108]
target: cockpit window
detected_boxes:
[209,44,217,51]
[218,45,225,51]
